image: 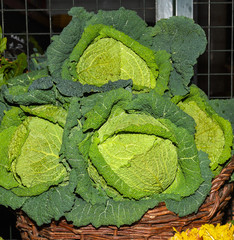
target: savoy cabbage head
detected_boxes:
[0,103,68,196]
[176,85,233,174]
[46,7,206,95]
[80,89,203,200]
[0,7,233,229]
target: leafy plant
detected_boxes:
[46,7,206,95]
[175,85,233,174]
[0,27,27,87]
[0,7,233,229]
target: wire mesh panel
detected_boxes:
[0,0,156,60]
[193,0,234,98]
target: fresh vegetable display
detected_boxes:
[0,7,233,229]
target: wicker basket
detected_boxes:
[16,157,234,240]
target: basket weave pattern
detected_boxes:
[16,157,234,240]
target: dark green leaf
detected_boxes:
[151,16,207,96]
[0,187,27,210]
[54,78,132,97]
[165,151,213,216]
[65,198,158,228]
[22,170,77,226]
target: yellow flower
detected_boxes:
[171,227,200,240]
[170,223,234,240]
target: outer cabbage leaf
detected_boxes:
[6,69,48,88]
[125,90,196,134]
[0,187,27,210]
[210,98,234,155]
[46,7,94,78]
[209,98,234,134]
[85,7,153,46]
[54,78,132,98]
[22,169,77,226]
[20,104,67,128]
[2,85,56,105]
[177,85,233,173]
[27,76,53,91]
[154,50,173,95]
[165,151,213,216]
[150,16,207,96]
[65,197,157,228]
[0,97,9,124]
[82,88,132,131]
[2,71,57,106]
[60,98,109,205]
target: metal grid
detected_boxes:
[194,0,234,99]
[0,0,156,59]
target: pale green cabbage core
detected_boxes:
[98,133,178,195]
[178,101,225,165]
[11,117,67,189]
[76,38,155,90]
[94,111,178,198]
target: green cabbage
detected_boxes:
[90,111,179,199]
[0,7,232,230]
[176,85,233,174]
[0,105,68,196]
[65,24,159,91]
[81,88,203,201]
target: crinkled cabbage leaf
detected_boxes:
[0,105,68,196]
[177,85,233,174]
[150,16,207,96]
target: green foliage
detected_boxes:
[0,27,28,87]
[176,85,233,174]
[0,105,68,197]
[150,16,207,96]
[0,54,27,87]
[46,7,94,78]
[0,7,233,230]
[0,26,7,54]
[165,151,213,216]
